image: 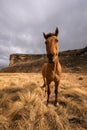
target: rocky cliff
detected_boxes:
[9,47,87,66]
[0,47,87,73]
[9,54,47,66]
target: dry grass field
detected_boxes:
[0,72,87,130]
[0,47,87,129]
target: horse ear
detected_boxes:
[55,27,59,36]
[43,32,47,39]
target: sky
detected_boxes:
[0,0,87,67]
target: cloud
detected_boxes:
[0,0,87,67]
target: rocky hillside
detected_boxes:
[0,47,87,73]
[9,54,47,66]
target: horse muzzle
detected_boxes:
[47,53,55,63]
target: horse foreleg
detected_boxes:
[42,77,46,88]
[47,83,51,105]
[54,81,59,106]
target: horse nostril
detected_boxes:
[51,53,55,57]
[47,53,55,60]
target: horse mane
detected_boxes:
[45,33,56,39]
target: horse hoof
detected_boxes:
[54,102,59,106]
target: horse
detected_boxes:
[42,27,62,106]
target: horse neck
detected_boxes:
[49,56,59,72]
[54,57,59,71]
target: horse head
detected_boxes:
[43,27,59,63]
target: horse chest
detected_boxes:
[46,69,57,81]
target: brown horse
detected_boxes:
[42,27,62,106]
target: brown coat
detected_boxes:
[42,58,62,85]
[42,27,62,106]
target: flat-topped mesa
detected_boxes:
[9,54,46,66]
[9,47,87,66]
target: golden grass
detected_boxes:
[0,73,87,130]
